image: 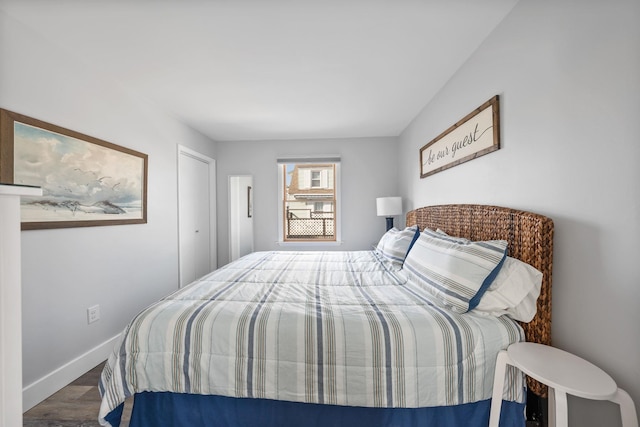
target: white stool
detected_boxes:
[488,342,638,427]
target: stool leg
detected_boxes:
[489,350,511,427]
[553,389,568,427]
[548,388,556,427]
[611,388,638,427]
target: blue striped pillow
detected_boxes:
[376,225,420,269]
[403,228,508,313]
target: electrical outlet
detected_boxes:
[87,305,100,324]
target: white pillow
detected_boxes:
[473,256,542,322]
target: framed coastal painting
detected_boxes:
[0,109,148,230]
[420,95,500,178]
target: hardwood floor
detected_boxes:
[23,362,132,427]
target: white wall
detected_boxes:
[215,137,398,266]
[398,1,640,425]
[0,9,217,408]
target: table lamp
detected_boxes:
[376,197,402,231]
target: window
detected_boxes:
[278,158,340,243]
[311,171,321,188]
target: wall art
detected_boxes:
[0,109,147,229]
[420,95,500,178]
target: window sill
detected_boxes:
[276,240,344,247]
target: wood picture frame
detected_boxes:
[0,109,148,230]
[420,95,500,178]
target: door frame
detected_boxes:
[228,174,254,262]
[177,145,216,287]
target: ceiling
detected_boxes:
[0,0,518,142]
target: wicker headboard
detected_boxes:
[406,204,554,397]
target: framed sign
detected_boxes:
[420,95,500,178]
[0,109,148,230]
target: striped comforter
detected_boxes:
[99,250,525,425]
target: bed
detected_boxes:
[99,204,554,427]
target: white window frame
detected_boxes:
[277,157,342,246]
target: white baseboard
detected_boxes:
[22,333,121,411]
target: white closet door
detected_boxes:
[178,147,216,287]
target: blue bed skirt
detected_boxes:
[105,392,525,427]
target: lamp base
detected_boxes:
[385,217,394,231]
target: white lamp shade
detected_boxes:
[376,197,402,217]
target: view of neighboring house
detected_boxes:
[283,163,336,241]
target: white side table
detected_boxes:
[488,342,638,427]
[0,184,42,427]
